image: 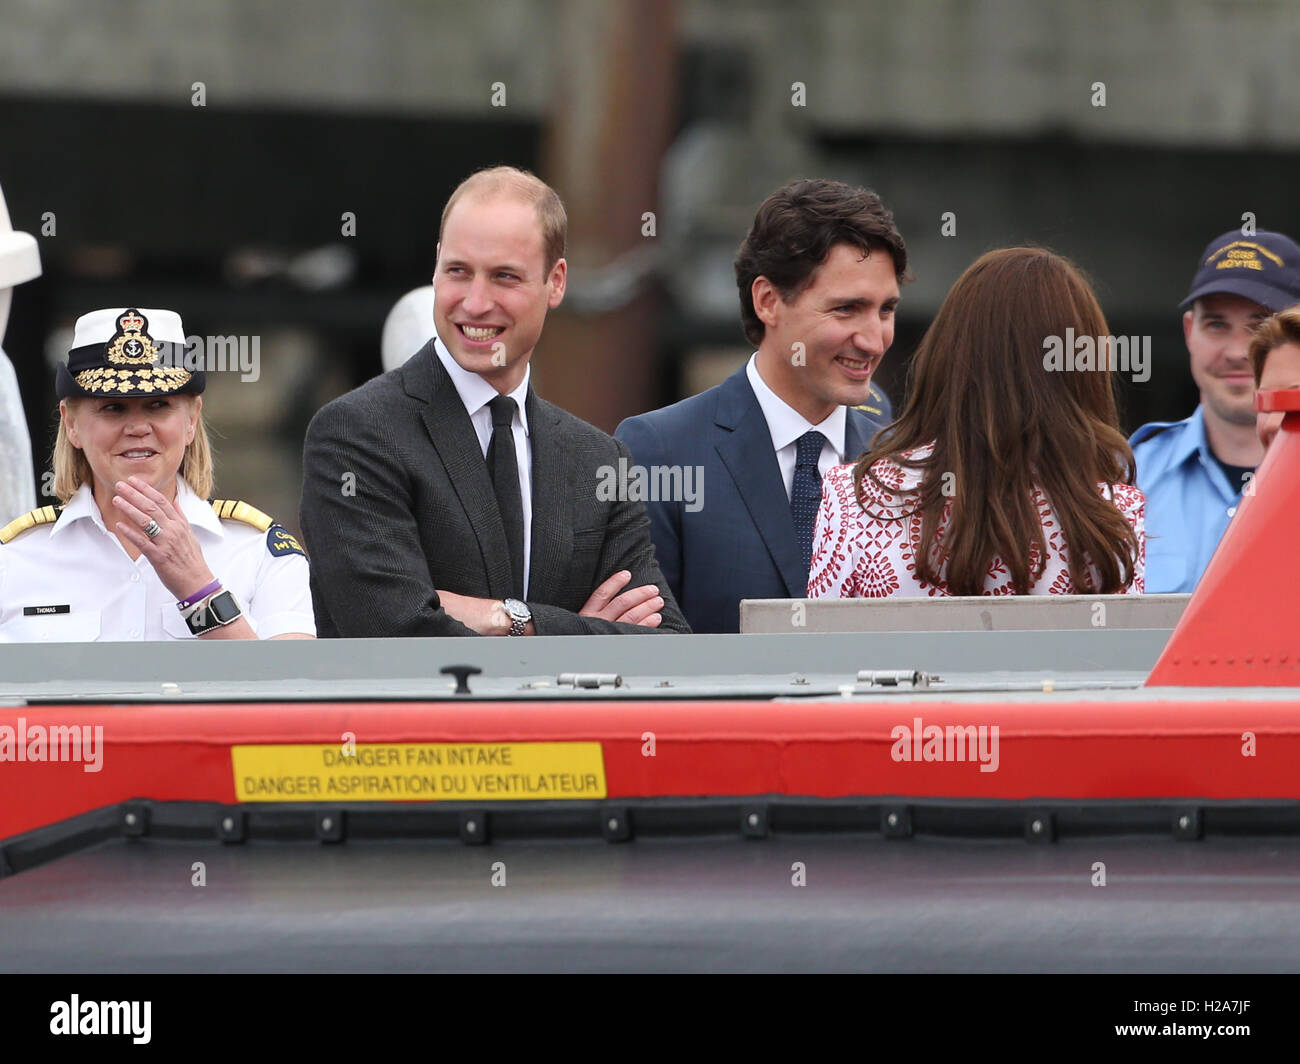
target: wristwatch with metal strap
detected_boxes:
[501,598,531,637]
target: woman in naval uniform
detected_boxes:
[0,307,315,641]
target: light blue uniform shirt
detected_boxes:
[1129,405,1245,594]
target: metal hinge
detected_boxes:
[856,669,935,689]
[557,673,624,689]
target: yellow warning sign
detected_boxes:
[231,742,606,802]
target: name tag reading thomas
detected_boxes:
[23,604,70,615]
[232,741,607,802]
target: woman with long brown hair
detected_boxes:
[808,247,1144,598]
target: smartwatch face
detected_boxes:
[208,591,241,625]
[188,591,240,634]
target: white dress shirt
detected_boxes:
[0,478,315,641]
[745,354,847,499]
[434,335,533,597]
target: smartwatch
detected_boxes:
[501,598,531,637]
[186,590,243,636]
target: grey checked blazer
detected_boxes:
[299,341,690,636]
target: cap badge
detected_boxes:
[1206,240,1285,273]
[106,308,161,366]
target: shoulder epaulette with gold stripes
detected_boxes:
[855,383,890,418]
[210,499,274,532]
[0,505,60,545]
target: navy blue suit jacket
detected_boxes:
[615,367,890,633]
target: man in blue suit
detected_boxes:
[616,179,908,632]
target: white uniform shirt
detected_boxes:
[746,354,848,500]
[0,479,315,641]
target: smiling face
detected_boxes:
[433,192,567,394]
[1256,341,1300,450]
[61,394,198,501]
[752,243,899,424]
[1185,293,1273,429]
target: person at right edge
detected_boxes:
[1251,305,1300,453]
[1130,229,1300,593]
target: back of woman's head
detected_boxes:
[855,246,1138,594]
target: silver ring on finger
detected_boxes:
[143,519,162,540]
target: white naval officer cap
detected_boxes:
[58,307,202,398]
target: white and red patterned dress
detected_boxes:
[807,448,1145,598]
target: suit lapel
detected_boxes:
[714,368,806,597]
[408,347,516,598]
[524,390,571,606]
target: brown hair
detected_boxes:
[53,396,214,503]
[734,179,909,346]
[852,247,1138,595]
[439,166,567,272]
[1249,305,1300,385]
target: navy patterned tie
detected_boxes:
[487,395,525,599]
[791,430,826,573]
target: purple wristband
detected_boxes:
[178,579,222,611]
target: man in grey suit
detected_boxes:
[301,167,688,637]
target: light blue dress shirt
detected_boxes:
[1130,405,1245,594]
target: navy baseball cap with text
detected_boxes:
[1181,230,1300,313]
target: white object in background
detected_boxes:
[380,285,436,373]
[0,346,35,518]
[0,179,42,521]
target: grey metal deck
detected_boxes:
[2,834,1296,972]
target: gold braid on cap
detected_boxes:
[75,308,193,395]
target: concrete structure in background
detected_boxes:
[4,0,1294,148]
[4,0,1296,338]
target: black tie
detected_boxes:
[486,395,525,599]
[791,430,826,573]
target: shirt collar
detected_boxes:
[178,478,224,536]
[50,483,100,537]
[745,353,846,458]
[435,333,531,436]
[1166,405,1213,468]
[51,478,223,539]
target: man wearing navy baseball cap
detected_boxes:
[1130,229,1300,593]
